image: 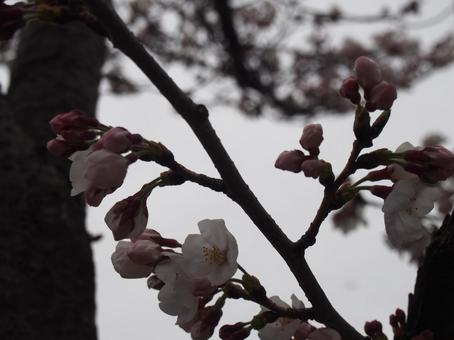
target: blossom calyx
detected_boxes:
[356,148,393,169]
[219,323,251,340]
[242,273,267,302]
[353,106,372,144]
[370,109,391,139]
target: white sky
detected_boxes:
[82,1,454,339]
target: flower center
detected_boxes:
[202,245,226,265]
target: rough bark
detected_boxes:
[406,211,454,340]
[0,21,105,339]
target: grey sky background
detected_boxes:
[66,0,454,339]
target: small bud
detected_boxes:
[301,159,323,179]
[339,76,361,104]
[275,150,306,173]
[367,81,397,111]
[98,127,132,153]
[354,56,382,89]
[47,139,74,157]
[49,110,99,134]
[242,274,267,302]
[395,308,406,324]
[300,124,324,153]
[364,320,383,337]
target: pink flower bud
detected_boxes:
[404,145,454,183]
[49,110,99,134]
[301,159,323,178]
[84,149,129,190]
[47,139,74,157]
[339,76,360,104]
[111,241,153,278]
[275,150,305,173]
[364,320,383,337]
[59,129,96,145]
[105,195,148,241]
[127,239,163,267]
[354,56,382,89]
[366,81,397,111]
[98,127,132,153]
[299,124,323,152]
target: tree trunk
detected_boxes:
[1,20,105,339]
[406,211,454,340]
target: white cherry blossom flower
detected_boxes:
[69,148,129,206]
[382,178,440,249]
[181,219,238,286]
[111,241,154,279]
[155,256,213,326]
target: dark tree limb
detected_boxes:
[81,1,366,338]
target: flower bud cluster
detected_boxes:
[48,111,148,206]
[111,219,239,338]
[275,124,334,184]
[340,56,397,112]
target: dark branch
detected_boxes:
[82,1,366,338]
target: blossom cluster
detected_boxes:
[275,124,333,182]
[48,110,146,206]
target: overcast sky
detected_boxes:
[82,1,454,339]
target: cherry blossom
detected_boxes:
[96,127,133,153]
[111,241,154,279]
[105,194,149,240]
[275,150,305,173]
[69,148,130,206]
[155,256,214,326]
[382,178,440,249]
[181,219,238,286]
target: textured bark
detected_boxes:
[0,21,105,339]
[406,211,454,340]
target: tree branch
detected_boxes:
[82,1,366,338]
